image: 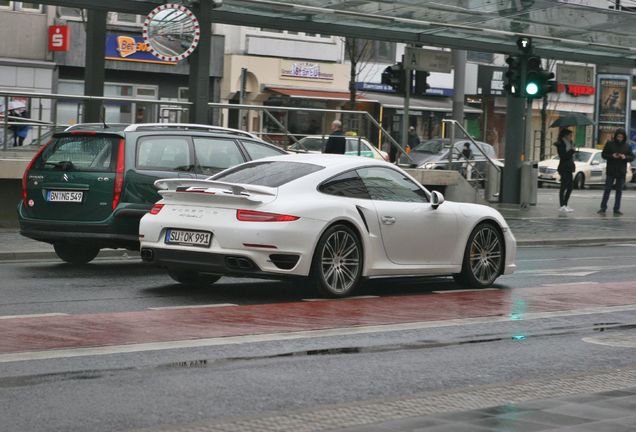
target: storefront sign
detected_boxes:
[355,82,453,96]
[477,66,506,96]
[556,64,594,86]
[557,83,595,97]
[48,26,70,52]
[404,47,452,73]
[594,74,631,146]
[105,35,177,65]
[280,60,333,81]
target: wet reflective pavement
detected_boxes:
[1,281,635,359]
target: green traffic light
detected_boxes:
[525,82,539,96]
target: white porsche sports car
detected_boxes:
[139,154,516,297]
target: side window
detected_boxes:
[319,170,370,199]
[357,167,428,203]
[193,137,244,176]
[137,136,192,171]
[240,140,284,161]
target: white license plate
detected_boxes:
[47,190,84,202]
[165,229,212,247]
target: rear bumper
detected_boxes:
[17,201,148,249]
[140,247,269,278]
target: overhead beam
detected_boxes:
[32,0,160,14]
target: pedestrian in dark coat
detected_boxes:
[598,128,634,216]
[323,120,346,155]
[554,128,575,213]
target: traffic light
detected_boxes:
[413,70,430,95]
[504,55,524,97]
[524,55,557,99]
[381,63,405,93]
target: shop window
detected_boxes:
[57,7,84,20]
[18,2,41,11]
[110,12,143,25]
[345,39,396,64]
[0,2,43,11]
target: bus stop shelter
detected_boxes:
[32,0,636,204]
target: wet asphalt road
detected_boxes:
[0,245,635,431]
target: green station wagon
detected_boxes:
[18,123,287,264]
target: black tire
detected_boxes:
[53,242,100,264]
[453,223,504,288]
[167,271,221,286]
[309,224,363,298]
[537,181,543,188]
[574,173,585,190]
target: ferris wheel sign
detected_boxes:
[143,3,200,62]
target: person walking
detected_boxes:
[323,120,346,155]
[407,126,420,151]
[554,128,576,213]
[598,128,634,216]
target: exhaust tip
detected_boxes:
[140,248,154,262]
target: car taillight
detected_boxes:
[22,142,49,205]
[149,203,164,215]
[236,209,299,222]
[112,138,125,210]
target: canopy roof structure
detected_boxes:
[40,0,636,66]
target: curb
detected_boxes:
[0,249,140,262]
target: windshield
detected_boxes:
[552,151,594,163]
[211,161,324,187]
[411,139,447,154]
[289,137,326,152]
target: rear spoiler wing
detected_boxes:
[154,178,277,202]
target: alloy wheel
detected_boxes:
[320,229,361,295]
[468,224,503,285]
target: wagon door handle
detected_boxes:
[381,216,396,225]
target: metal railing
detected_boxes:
[0,90,416,165]
[442,118,502,187]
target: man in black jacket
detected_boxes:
[598,128,634,216]
[323,120,346,154]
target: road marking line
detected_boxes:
[542,281,599,287]
[433,288,499,294]
[148,304,238,310]
[0,313,68,320]
[2,304,636,363]
[302,295,379,302]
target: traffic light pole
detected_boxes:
[500,94,526,204]
[401,54,411,158]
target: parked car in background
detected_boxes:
[18,123,287,264]
[538,148,632,189]
[139,154,516,297]
[400,138,498,178]
[287,135,389,160]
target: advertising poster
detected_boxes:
[594,74,631,147]
[105,35,177,65]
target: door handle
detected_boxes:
[381,216,396,225]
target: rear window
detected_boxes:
[212,161,324,187]
[34,135,119,172]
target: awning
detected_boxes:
[267,87,373,102]
[366,92,482,114]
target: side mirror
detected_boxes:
[591,160,600,166]
[431,190,445,209]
